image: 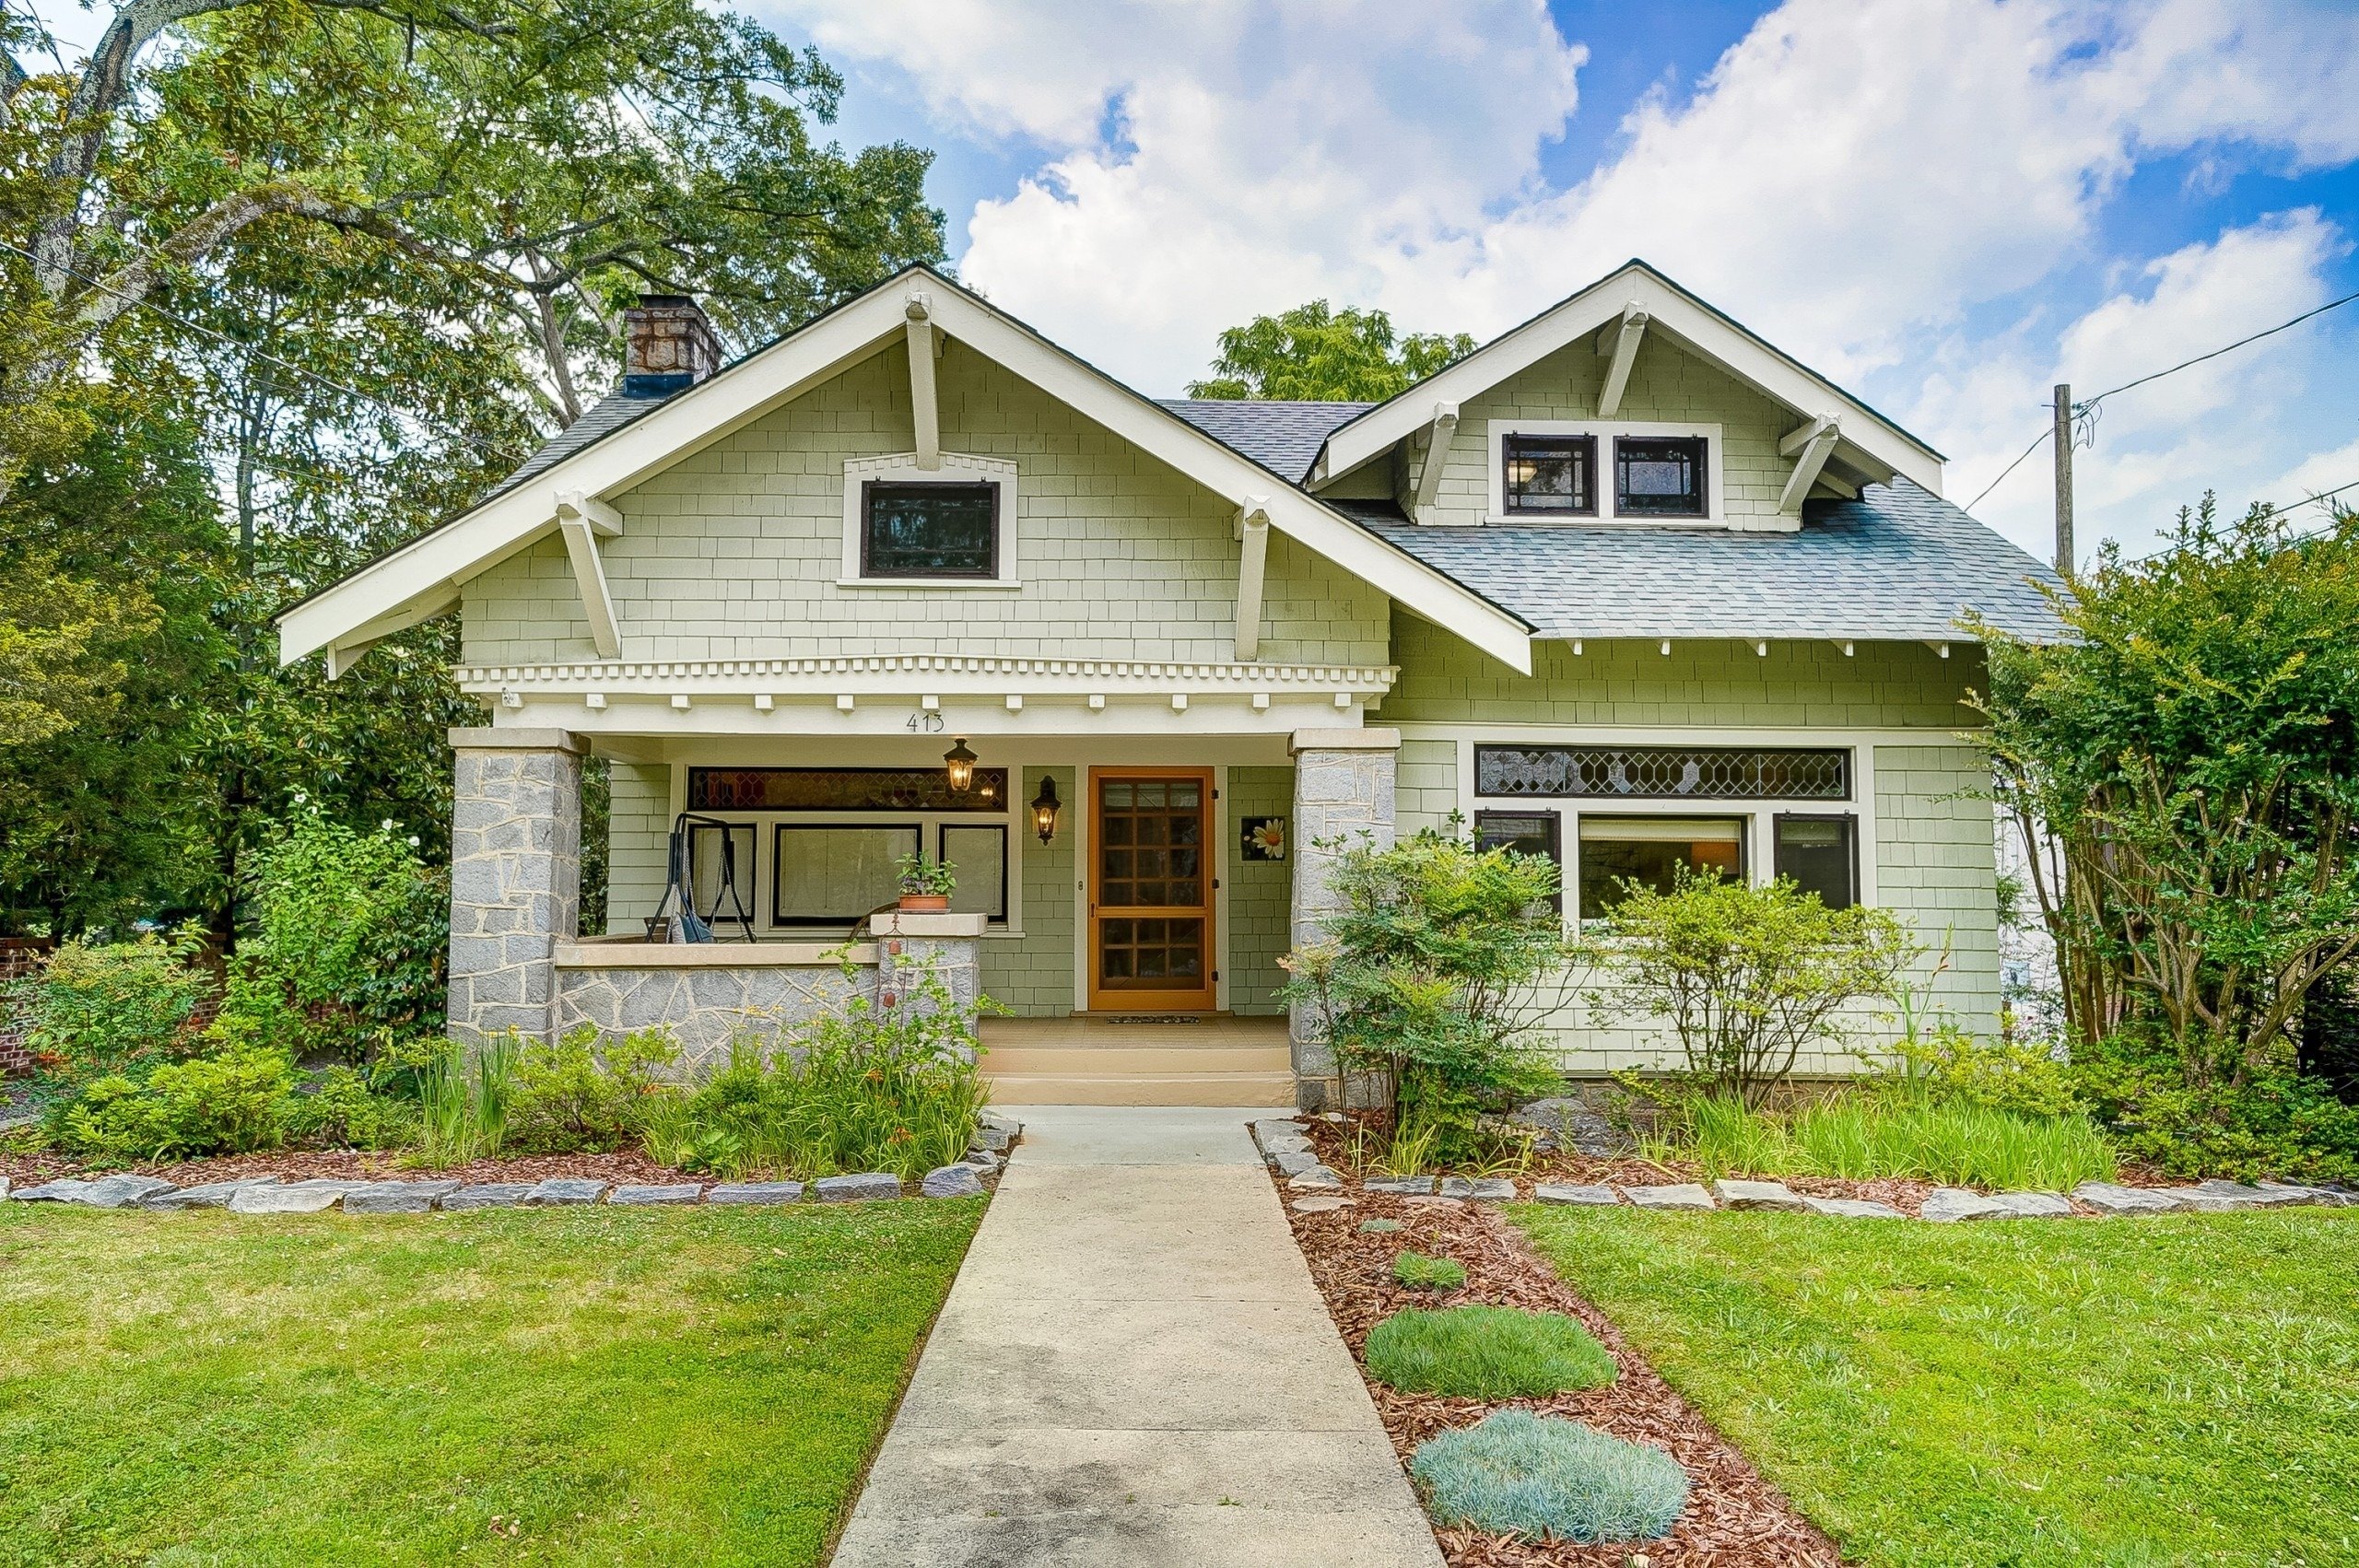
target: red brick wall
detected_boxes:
[0,942,49,1077]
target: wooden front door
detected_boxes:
[1087,768,1217,1012]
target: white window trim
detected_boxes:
[839,451,1022,589]
[1485,419,1725,527]
[1449,730,1881,923]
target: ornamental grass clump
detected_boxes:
[1363,1305,1615,1399]
[1412,1410,1688,1543]
[1391,1250,1467,1291]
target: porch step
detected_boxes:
[978,1044,1292,1076]
[979,1070,1299,1107]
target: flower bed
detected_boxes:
[1285,1186,1840,1566]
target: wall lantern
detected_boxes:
[1029,775,1062,844]
[943,736,978,794]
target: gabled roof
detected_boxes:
[277,264,1534,673]
[1333,478,2060,642]
[1310,260,1946,496]
[1158,400,1372,484]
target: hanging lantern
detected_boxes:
[943,736,978,794]
[1029,774,1062,844]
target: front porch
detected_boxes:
[443,716,1401,1110]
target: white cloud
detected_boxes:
[764,0,2359,556]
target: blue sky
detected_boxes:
[26,0,2359,559]
[761,0,2359,561]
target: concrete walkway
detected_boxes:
[830,1106,1446,1568]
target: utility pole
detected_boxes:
[2052,382,2074,575]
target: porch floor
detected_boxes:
[977,1014,1295,1107]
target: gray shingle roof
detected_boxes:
[485,392,673,500]
[1339,479,2062,642]
[1157,400,1374,482]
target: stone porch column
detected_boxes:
[447,726,588,1046]
[1286,727,1399,1110]
[871,911,990,1059]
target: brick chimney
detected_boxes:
[623,295,720,396]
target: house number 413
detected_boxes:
[905,711,945,732]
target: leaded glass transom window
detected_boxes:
[1473,745,1848,802]
[1614,436,1707,517]
[1502,434,1597,516]
[861,481,998,578]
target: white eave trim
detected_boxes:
[1312,263,1943,496]
[278,267,1533,676]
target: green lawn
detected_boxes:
[0,1199,982,1567]
[1513,1207,2359,1568]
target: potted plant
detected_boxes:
[896,852,957,912]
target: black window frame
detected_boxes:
[769,821,922,927]
[859,479,1001,580]
[1500,433,1599,517]
[1772,812,1860,910]
[1473,810,1564,914]
[1613,435,1708,519]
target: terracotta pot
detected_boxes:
[898,893,950,912]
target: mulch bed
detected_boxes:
[1287,1184,1844,1567]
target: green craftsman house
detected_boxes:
[279,261,2058,1109]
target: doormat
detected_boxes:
[1102,1014,1203,1025]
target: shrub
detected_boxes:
[1282,824,1570,1165]
[1392,1251,1467,1291]
[1893,1026,2086,1118]
[52,1045,295,1164]
[280,1066,422,1151]
[1647,1088,2117,1190]
[1578,869,1919,1107]
[241,813,448,1055]
[507,1026,680,1154]
[642,959,987,1181]
[1363,1305,1615,1398]
[1412,1410,1688,1544]
[24,930,211,1082]
[2071,1031,2359,1184]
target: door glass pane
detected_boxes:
[772,825,920,924]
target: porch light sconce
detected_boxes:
[944,736,978,794]
[1030,775,1062,844]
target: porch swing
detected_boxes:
[645,811,757,942]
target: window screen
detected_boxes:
[861,481,998,578]
[1774,814,1858,909]
[1577,815,1743,919]
[772,824,921,925]
[1502,434,1597,516]
[1614,436,1707,517]
[940,824,1008,922]
[1473,811,1563,913]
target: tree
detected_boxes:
[1974,497,2359,1087]
[0,0,945,492]
[1188,299,1473,402]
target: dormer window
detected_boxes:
[1614,436,1707,518]
[1485,420,1722,526]
[863,482,997,578]
[1502,434,1597,516]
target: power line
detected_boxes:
[1971,287,2359,510]
[2081,287,2359,413]
[1966,426,2053,512]
[0,237,525,464]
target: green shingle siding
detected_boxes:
[604,760,672,936]
[978,766,1075,1016]
[462,344,1389,668]
[1225,766,1293,1014]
